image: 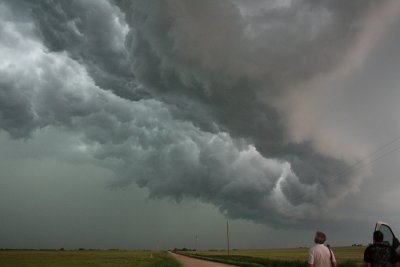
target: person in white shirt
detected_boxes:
[308,231,337,267]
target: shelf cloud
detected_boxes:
[1,0,399,227]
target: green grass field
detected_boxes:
[0,250,180,267]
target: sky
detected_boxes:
[1,0,400,250]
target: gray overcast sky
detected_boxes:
[1,0,400,250]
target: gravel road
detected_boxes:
[169,252,238,267]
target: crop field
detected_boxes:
[0,246,366,267]
[183,246,365,267]
[0,250,180,267]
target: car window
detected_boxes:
[380,224,394,246]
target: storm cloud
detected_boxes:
[1,0,399,228]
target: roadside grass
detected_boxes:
[0,250,180,267]
[180,246,364,267]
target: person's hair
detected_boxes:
[373,231,384,243]
[314,231,326,244]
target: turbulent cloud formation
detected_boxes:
[1,0,398,227]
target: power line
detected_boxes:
[279,134,400,207]
[359,143,400,168]
[330,134,400,180]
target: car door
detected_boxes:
[375,221,397,247]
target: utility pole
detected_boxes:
[226,220,230,256]
[194,234,198,253]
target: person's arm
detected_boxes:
[391,246,400,267]
[364,246,371,267]
[330,249,337,267]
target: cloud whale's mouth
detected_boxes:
[1,0,399,228]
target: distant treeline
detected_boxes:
[0,248,151,251]
[172,248,196,252]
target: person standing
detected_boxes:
[364,230,398,267]
[308,231,337,267]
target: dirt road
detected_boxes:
[169,252,238,267]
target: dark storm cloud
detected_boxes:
[0,0,397,227]
[27,0,148,100]
[115,0,379,211]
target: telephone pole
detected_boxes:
[194,234,198,253]
[226,220,230,256]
